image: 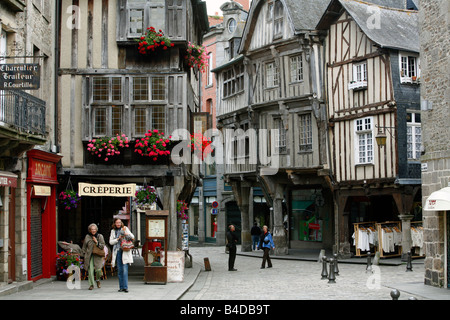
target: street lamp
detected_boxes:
[375,124,395,147]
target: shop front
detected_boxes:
[289,189,332,250]
[26,150,62,281]
[423,187,450,288]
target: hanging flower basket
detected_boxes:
[56,251,82,280]
[189,133,213,160]
[87,134,130,162]
[176,200,189,220]
[59,190,81,211]
[134,186,157,208]
[134,129,171,161]
[137,27,174,55]
[185,42,209,73]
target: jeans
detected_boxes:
[116,249,129,290]
[252,235,260,250]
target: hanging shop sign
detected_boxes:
[0,64,41,90]
[78,183,136,197]
[0,171,17,188]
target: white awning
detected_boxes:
[424,187,450,211]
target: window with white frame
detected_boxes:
[274,118,287,153]
[265,61,279,88]
[400,52,420,83]
[349,61,367,90]
[355,117,373,164]
[289,55,303,83]
[354,62,367,82]
[298,114,312,152]
[406,112,421,160]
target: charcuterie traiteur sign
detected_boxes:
[0,64,40,90]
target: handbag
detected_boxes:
[93,245,105,257]
[121,238,134,251]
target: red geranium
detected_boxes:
[134,129,171,161]
[189,133,213,160]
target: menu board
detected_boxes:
[148,219,165,238]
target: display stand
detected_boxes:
[352,222,377,257]
[376,221,402,258]
[410,221,424,258]
[144,210,168,285]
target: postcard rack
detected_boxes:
[376,221,402,258]
[410,221,424,258]
[352,222,377,257]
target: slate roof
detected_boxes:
[283,0,332,32]
[317,0,419,53]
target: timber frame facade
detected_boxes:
[317,0,421,258]
[216,0,333,254]
[57,0,208,250]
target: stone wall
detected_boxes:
[419,0,450,288]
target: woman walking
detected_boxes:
[109,218,134,292]
[257,225,275,269]
[81,223,106,290]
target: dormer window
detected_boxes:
[399,52,420,83]
[273,1,283,38]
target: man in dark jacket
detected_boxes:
[251,222,262,250]
[226,225,238,271]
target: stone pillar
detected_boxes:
[239,185,252,252]
[272,184,288,255]
[399,214,414,261]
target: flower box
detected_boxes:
[348,80,367,90]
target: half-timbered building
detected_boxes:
[57,0,208,250]
[216,0,333,254]
[317,0,421,258]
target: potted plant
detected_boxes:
[137,27,174,55]
[56,251,82,281]
[134,129,171,161]
[134,185,157,209]
[176,200,189,220]
[185,42,209,73]
[59,190,81,211]
[87,133,130,162]
[189,133,213,161]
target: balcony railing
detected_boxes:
[0,90,46,136]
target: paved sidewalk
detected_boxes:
[0,252,201,300]
[0,245,449,300]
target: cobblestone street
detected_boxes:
[181,246,431,300]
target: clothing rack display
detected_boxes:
[352,222,378,257]
[410,221,424,258]
[376,221,402,258]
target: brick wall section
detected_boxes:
[419,0,450,287]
